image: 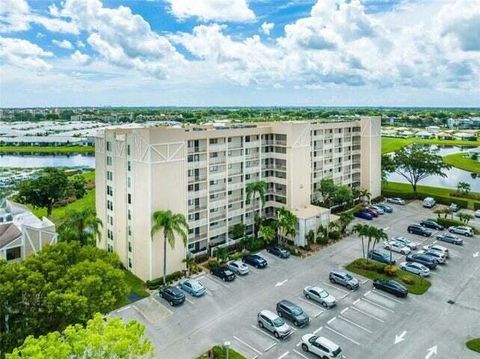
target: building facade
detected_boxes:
[95,118,381,281]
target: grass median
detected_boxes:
[197,346,246,359]
[345,258,431,295]
[466,338,480,353]
[381,137,479,154]
[443,152,480,174]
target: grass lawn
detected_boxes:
[466,338,480,353]
[346,258,431,295]
[0,145,94,153]
[381,137,479,154]
[123,270,150,300]
[197,346,246,359]
[443,152,480,174]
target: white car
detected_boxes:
[423,244,449,258]
[387,197,405,205]
[301,334,345,359]
[400,262,430,277]
[383,240,411,255]
[448,226,474,237]
[475,209,480,218]
[227,260,249,275]
[303,286,336,308]
[392,236,419,250]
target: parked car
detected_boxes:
[475,209,480,218]
[417,250,446,264]
[303,286,336,308]
[329,271,359,290]
[301,334,345,359]
[179,279,206,297]
[383,240,411,255]
[242,254,268,268]
[159,286,186,306]
[354,210,373,220]
[227,260,250,275]
[448,226,474,237]
[436,233,463,245]
[373,279,408,298]
[449,203,460,212]
[422,197,436,208]
[257,310,293,339]
[267,246,290,258]
[420,219,444,231]
[399,262,430,277]
[407,224,432,237]
[369,205,385,215]
[276,300,310,327]
[364,207,379,217]
[367,249,395,264]
[387,197,405,205]
[406,254,437,269]
[377,203,393,213]
[423,244,450,258]
[210,266,236,282]
[391,236,419,250]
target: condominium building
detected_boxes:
[95,118,381,281]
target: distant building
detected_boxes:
[0,199,57,262]
[415,131,434,139]
[454,132,478,141]
[426,126,440,134]
[436,132,454,140]
[447,118,480,130]
[0,135,94,146]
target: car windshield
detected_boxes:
[273,317,285,327]
[319,290,329,298]
[332,348,342,357]
[224,270,233,275]
[291,307,303,316]
[344,274,353,280]
[191,281,202,290]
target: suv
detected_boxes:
[418,250,446,264]
[301,334,345,359]
[436,233,463,245]
[423,244,449,258]
[407,224,432,237]
[227,260,249,275]
[242,254,268,268]
[266,246,290,258]
[276,300,310,327]
[368,249,395,264]
[383,240,411,255]
[423,197,436,208]
[406,253,437,269]
[449,203,460,212]
[448,226,474,237]
[210,266,236,282]
[159,286,186,306]
[329,271,359,290]
[257,310,293,339]
[420,219,444,231]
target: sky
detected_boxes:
[0,0,479,108]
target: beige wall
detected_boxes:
[360,117,382,197]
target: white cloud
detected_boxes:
[166,0,255,22]
[52,39,74,50]
[0,0,30,32]
[71,50,90,64]
[0,37,52,72]
[260,22,274,36]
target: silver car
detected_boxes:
[227,260,249,275]
[392,236,419,250]
[303,286,336,308]
[383,240,411,255]
[417,250,447,264]
[387,197,405,205]
[257,310,293,339]
[400,261,430,277]
[448,226,474,237]
[423,244,449,258]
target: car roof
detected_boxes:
[330,270,346,276]
[307,286,325,292]
[259,310,279,320]
[316,336,340,350]
[278,299,298,309]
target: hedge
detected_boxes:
[436,218,479,234]
[382,189,469,208]
[197,346,247,359]
[146,270,185,290]
[475,202,480,210]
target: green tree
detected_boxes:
[151,210,189,286]
[338,212,354,234]
[259,225,276,244]
[370,226,388,252]
[306,229,315,249]
[182,254,197,277]
[352,223,368,258]
[277,207,298,245]
[393,144,451,194]
[215,247,228,263]
[229,223,246,240]
[318,178,336,207]
[6,313,154,359]
[457,212,474,224]
[69,174,87,199]
[381,154,395,187]
[359,189,372,205]
[333,185,353,206]
[245,181,267,238]
[58,208,102,246]
[457,181,471,195]
[15,168,71,216]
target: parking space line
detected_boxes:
[361,298,395,313]
[297,296,315,306]
[314,310,325,318]
[338,315,373,333]
[327,317,336,325]
[184,297,195,305]
[293,349,309,359]
[250,325,280,342]
[326,326,361,346]
[264,343,278,352]
[313,326,323,334]
[233,336,262,356]
[350,306,385,323]
[371,290,404,304]
[207,275,231,289]
[278,351,289,359]
[353,298,360,305]
[364,290,372,296]
[116,305,131,313]
[321,282,350,295]
[296,341,301,347]
[361,279,370,285]
[340,307,349,315]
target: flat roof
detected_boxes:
[292,204,329,219]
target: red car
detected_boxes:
[364,207,379,217]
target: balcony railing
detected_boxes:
[188,175,207,183]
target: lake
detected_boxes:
[0,153,95,169]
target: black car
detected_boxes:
[373,279,408,298]
[407,224,432,237]
[242,254,268,268]
[420,219,444,231]
[406,254,437,269]
[276,300,310,327]
[211,266,236,281]
[368,249,395,265]
[267,246,290,258]
[159,286,186,306]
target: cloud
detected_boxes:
[0,36,52,72]
[166,0,255,22]
[71,50,90,64]
[260,22,274,36]
[0,0,30,32]
[52,39,73,50]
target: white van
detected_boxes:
[423,197,436,208]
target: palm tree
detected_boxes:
[182,254,196,277]
[260,225,276,245]
[277,207,298,246]
[338,212,354,234]
[151,210,189,286]
[371,227,388,252]
[245,181,267,238]
[359,189,372,205]
[457,181,471,195]
[59,208,102,246]
[352,223,368,259]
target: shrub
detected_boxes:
[146,271,185,289]
[195,253,210,264]
[400,275,415,285]
[328,231,341,241]
[229,251,244,261]
[474,202,480,211]
[436,218,479,233]
[207,259,220,270]
[384,265,398,277]
[245,238,267,252]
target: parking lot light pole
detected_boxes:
[224,341,230,359]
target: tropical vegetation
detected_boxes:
[245,180,267,238]
[58,208,102,246]
[466,338,480,353]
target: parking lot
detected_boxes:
[112,201,480,359]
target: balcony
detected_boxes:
[228,195,243,203]
[188,233,208,242]
[229,182,244,191]
[228,207,244,218]
[210,225,227,238]
[263,140,287,146]
[209,143,226,152]
[188,189,207,199]
[209,157,226,165]
[210,171,226,181]
[228,142,243,150]
[210,212,226,222]
[228,155,244,164]
[245,140,261,148]
[188,204,207,213]
[188,160,207,169]
[189,217,207,228]
[188,146,207,154]
[188,175,207,183]
[210,185,226,194]
[210,198,227,208]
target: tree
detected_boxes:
[458,212,474,224]
[245,181,267,238]
[15,168,71,216]
[58,208,102,246]
[277,207,298,245]
[182,254,197,277]
[333,185,353,206]
[318,178,336,207]
[69,175,87,199]
[6,314,154,359]
[381,154,395,186]
[457,181,471,195]
[352,223,368,258]
[371,226,388,252]
[229,223,246,240]
[259,225,276,244]
[393,144,451,194]
[434,207,450,219]
[151,210,189,286]
[0,242,128,355]
[338,212,354,234]
[215,247,228,263]
[359,189,372,205]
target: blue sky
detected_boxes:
[1,0,479,107]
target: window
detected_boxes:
[127,161,131,171]
[6,247,21,261]
[128,209,131,220]
[107,156,112,166]
[127,177,131,188]
[128,194,132,204]
[106,141,112,151]
[127,145,131,156]
[128,258,132,268]
[128,242,132,252]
